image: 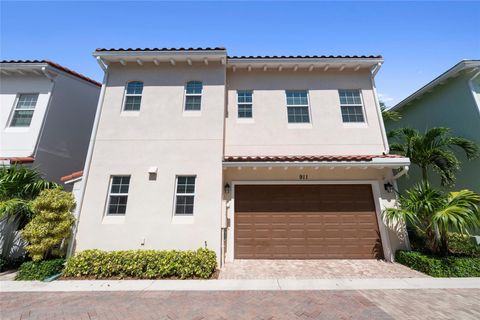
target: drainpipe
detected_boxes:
[370,62,390,154]
[468,67,480,116]
[66,57,109,257]
[392,165,409,180]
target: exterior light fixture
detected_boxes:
[224,183,231,194]
[384,182,394,193]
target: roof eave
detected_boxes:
[223,157,410,168]
[227,57,383,69]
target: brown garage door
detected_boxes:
[234,184,383,259]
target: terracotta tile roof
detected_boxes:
[228,55,383,59]
[224,154,403,162]
[95,47,226,52]
[60,170,83,182]
[0,60,101,87]
[0,156,35,164]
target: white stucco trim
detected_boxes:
[226,180,393,263]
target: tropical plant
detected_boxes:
[21,189,75,261]
[384,183,480,256]
[380,102,401,122]
[388,127,479,186]
[0,165,58,259]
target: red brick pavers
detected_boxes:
[2,289,479,320]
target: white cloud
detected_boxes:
[378,93,394,103]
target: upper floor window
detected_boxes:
[339,89,365,123]
[106,175,130,215]
[10,94,39,127]
[174,175,196,215]
[124,81,143,111]
[237,90,253,118]
[185,81,202,111]
[286,91,310,123]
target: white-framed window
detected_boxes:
[123,81,143,111]
[237,90,253,118]
[10,94,39,127]
[106,175,130,215]
[286,90,310,123]
[184,81,202,111]
[338,89,365,123]
[174,176,196,215]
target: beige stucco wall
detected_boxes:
[74,63,226,260]
[223,167,409,262]
[225,69,386,156]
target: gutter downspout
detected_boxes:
[392,165,409,180]
[468,67,480,116]
[67,57,108,257]
[370,62,390,154]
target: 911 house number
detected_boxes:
[299,174,308,180]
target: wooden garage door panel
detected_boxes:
[234,185,383,259]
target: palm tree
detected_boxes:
[388,127,479,186]
[384,183,480,256]
[380,102,401,122]
[0,165,58,259]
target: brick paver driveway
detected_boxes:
[2,289,479,319]
[219,259,427,279]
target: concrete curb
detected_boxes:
[1,278,479,292]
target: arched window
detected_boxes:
[184,81,203,111]
[124,81,143,111]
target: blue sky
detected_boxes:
[1,1,479,106]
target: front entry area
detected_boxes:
[234,184,384,259]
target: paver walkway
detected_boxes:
[1,289,479,319]
[219,259,427,279]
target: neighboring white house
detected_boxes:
[71,48,410,265]
[0,60,101,186]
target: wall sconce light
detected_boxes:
[384,182,394,193]
[224,183,231,194]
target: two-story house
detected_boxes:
[72,48,410,264]
[0,60,101,186]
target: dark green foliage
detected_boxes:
[448,233,480,257]
[15,259,65,280]
[396,250,480,277]
[64,248,217,279]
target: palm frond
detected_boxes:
[446,137,480,160]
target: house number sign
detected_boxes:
[299,174,309,180]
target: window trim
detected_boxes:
[122,81,144,112]
[338,89,367,123]
[8,93,39,128]
[184,81,203,112]
[285,90,312,124]
[173,175,197,216]
[236,90,254,119]
[105,175,131,216]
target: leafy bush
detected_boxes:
[64,248,217,279]
[448,233,480,257]
[0,256,25,272]
[396,250,480,277]
[15,259,65,280]
[21,189,75,261]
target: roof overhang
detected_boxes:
[0,157,35,166]
[223,156,410,169]
[0,62,56,78]
[391,60,480,111]
[60,170,84,184]
[93,49,228,66]
[227,57,383,71]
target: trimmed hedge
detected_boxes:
[16,259,65,281]
[64,248,217,279]
[396,250,480,277]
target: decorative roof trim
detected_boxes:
[224,154,403,162]
[0,60,101,87]
[95,47,226,52]
[60,170,83,183]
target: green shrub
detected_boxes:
[396,250,480,277]
[15,259,65,280]
[64,248,217,279]
[448,233,480,257]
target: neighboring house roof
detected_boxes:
[0,156,35,164]
[0,60,101,87]
[224,154,403,162]
[391,60,480,111]
[60,170,83,183]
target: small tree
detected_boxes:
[21,189,75,261]
[384,183,480,256]
[380,102,401,122]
